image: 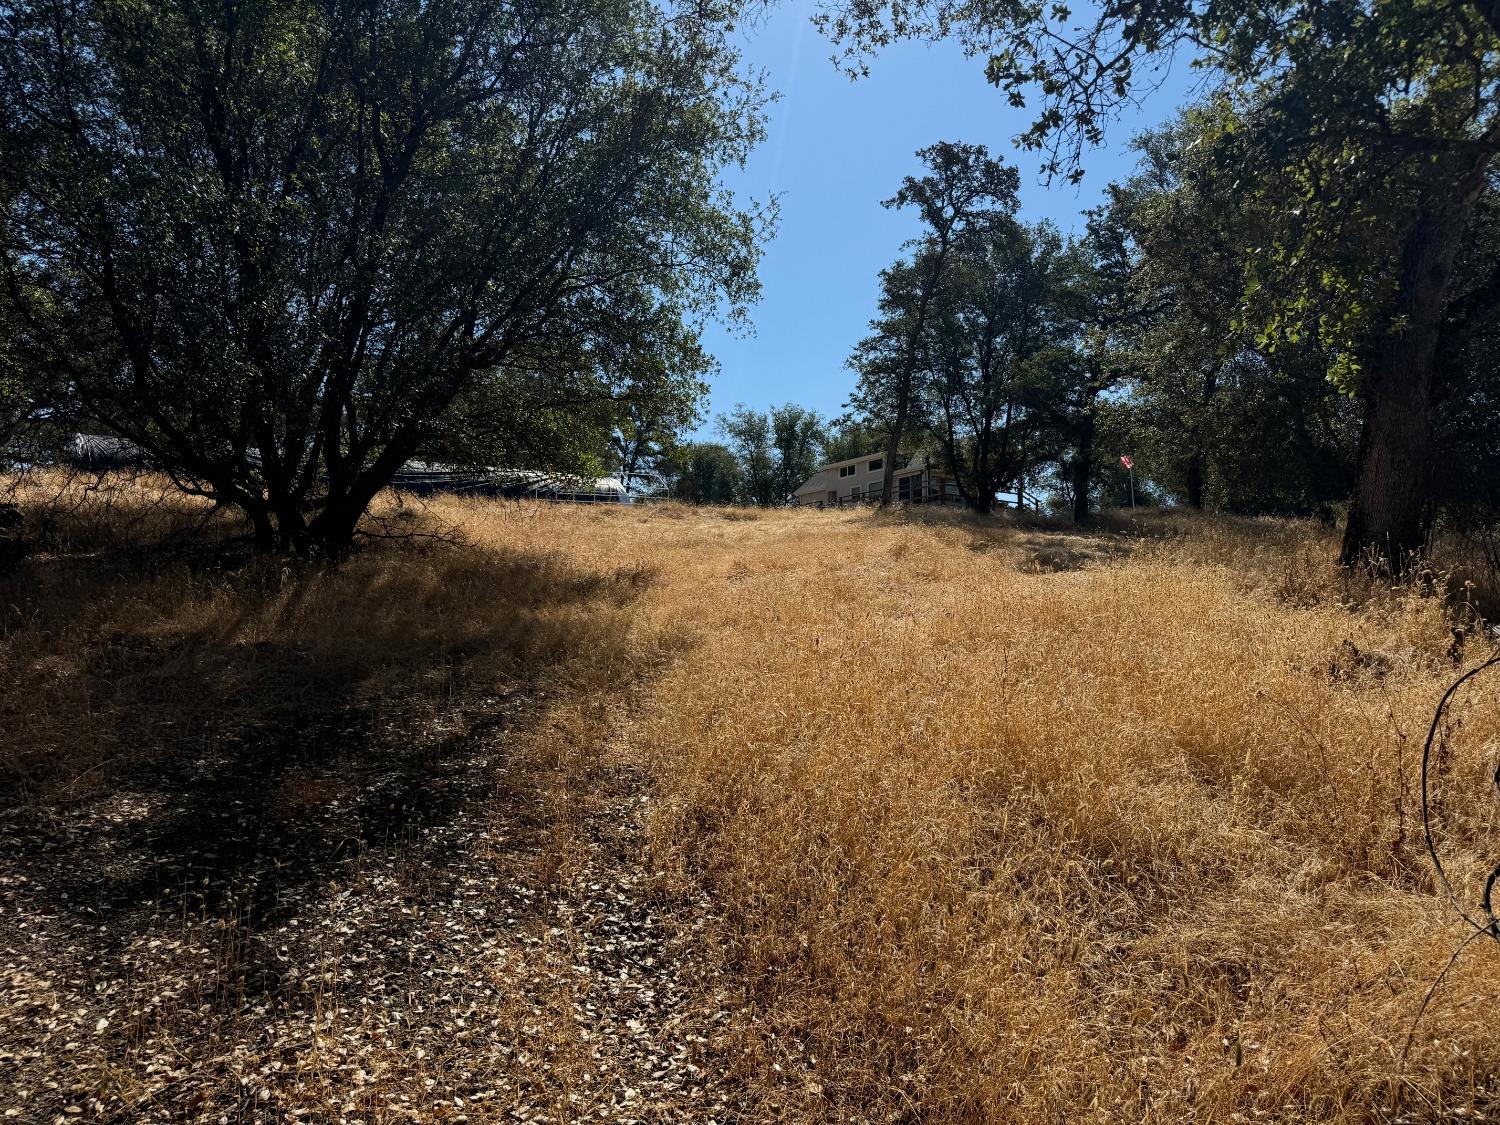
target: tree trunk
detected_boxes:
[968,419,993,513]
[1072,418,1094,524]
[1339,343,1438,571]
[305,496,364,558]
[1340,165,1484,571]
[304,439,418,557]
[1185,364,1218,511]
[880,239,954,507]
[879,401,907,507]
[249,507,275,551]
[273,497,309,554]
[1184,451,1205,510]
[967,480,994,514]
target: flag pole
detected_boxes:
[1130,466,1135,509]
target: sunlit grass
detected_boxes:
[3,476,1498,1121]
[548,499,1496,1122]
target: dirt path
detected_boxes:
[1,692,746,1123]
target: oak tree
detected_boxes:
[1,0,767,552]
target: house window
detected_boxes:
[838,464,856,478]
[868,458,883,472]
[868,484,884,500]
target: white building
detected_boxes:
[791,452,961,507]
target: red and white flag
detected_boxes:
[1120,454,1134,470]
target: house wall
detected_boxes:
[793,453,966,506]
[893,467,961,503]
[793,453,894,504]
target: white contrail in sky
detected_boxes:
[713,0,813,415]
[763,0,812,195]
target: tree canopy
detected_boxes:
[717,402,826,505]
[818,0,1500,568]
[0,0,769,552]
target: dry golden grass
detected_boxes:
[611,504,1500,1123]
[3,477,1500,1122]
[0,475,653,803]
[0,475,712,1122]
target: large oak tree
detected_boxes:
[0,0,767,552]
[860,142,1019,506]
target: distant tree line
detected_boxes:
[817,0,1500,573]
[656,405,882,506]
[836,135,1360,525]
[633,135,1374,526]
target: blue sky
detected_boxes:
[696,1,1204,435]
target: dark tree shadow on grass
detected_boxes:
[0,540,655,974]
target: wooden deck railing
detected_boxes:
[794,491,1042,511]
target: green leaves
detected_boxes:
[717,403,826,505]
[1,0,768,549]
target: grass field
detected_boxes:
[3,477,1500,1122]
